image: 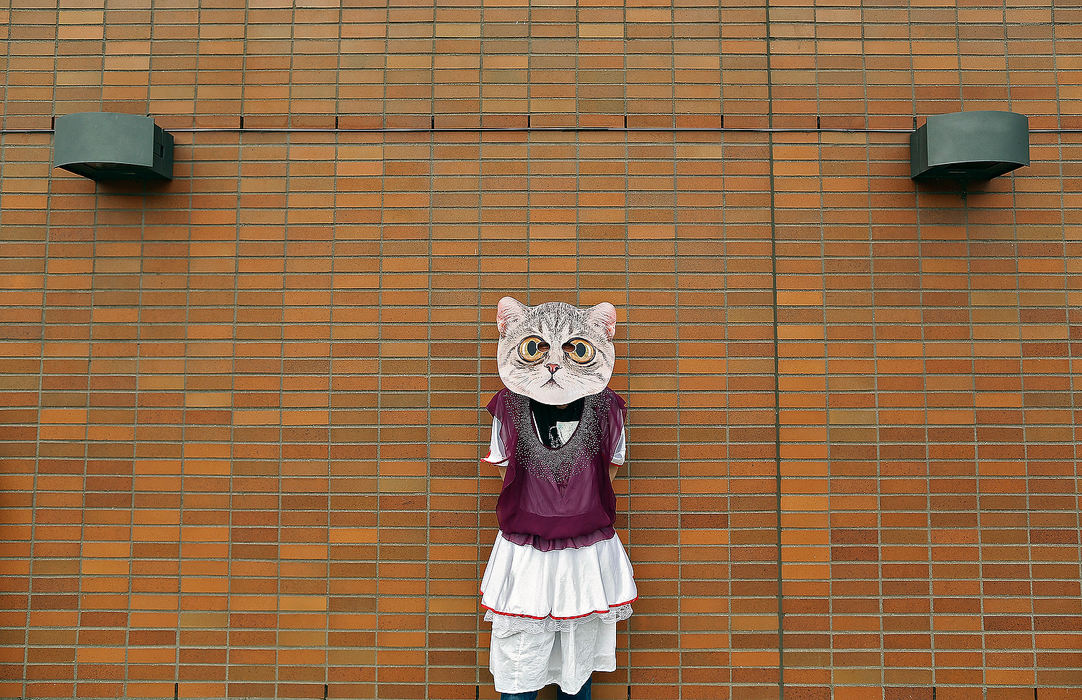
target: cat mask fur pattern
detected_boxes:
[496,297,617,406]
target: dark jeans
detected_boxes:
[500,677,591,700]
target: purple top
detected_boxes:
[488,387,626,547]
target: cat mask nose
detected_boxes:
[546,364,560,375]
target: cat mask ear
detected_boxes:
[496,296,529,337]
[587,302,617,341]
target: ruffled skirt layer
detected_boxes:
[481,530,637,624]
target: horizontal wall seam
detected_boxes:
[11,126,1082,136]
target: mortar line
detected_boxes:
[181,18,203,694]
[474,130,484,695]
[326,0,343,689]
[326,102,338,694]
[621,10,632,686]
[20,60,54,693]
[226,118,243,698]
[374,1,389,693]
[84,126,98,700]
[763,0,784,694]
[425,88,434,699]
[475,0,486,689]
[11,126,1082,136]
[902,0,916,684]
[275,3,297,685]
[1052,5,1082,692]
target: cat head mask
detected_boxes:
[495,297,617,405]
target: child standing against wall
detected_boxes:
[480,298,637,699]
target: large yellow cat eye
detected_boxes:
[562,338,595,364]
[518,336,549,363]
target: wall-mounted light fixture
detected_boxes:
[910,110,1029,182]
[53,112,174,182]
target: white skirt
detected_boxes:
[481,531,636,694]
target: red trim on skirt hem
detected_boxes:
[479,595,637,621]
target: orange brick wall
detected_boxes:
[2,2,1081,699]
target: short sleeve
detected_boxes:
[482,417,509,465]
[485,389,505,418]
[483,389,514,465]
[611,427,626,465]
[606,390,627,465]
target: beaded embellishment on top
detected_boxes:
[506,390,611,485]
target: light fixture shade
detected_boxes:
[53,112,174,182]
[910,110,1029,182]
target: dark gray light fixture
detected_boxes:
[910,110,1029,182]
[53,112,174,182]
